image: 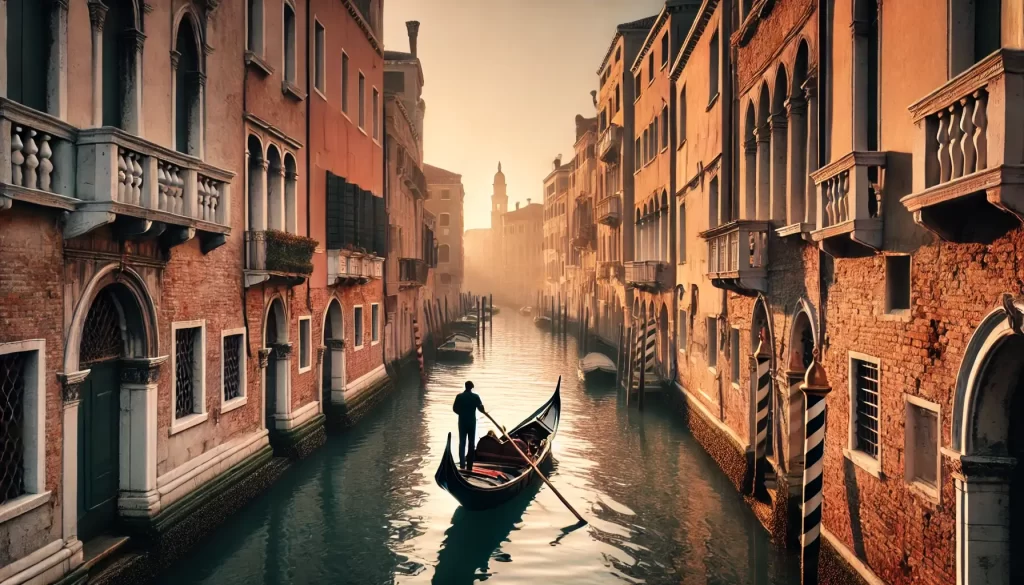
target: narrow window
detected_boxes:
[661,33,669,67]
[174,18,202,156]
[371,304,380,343]
[652,119,659,158]
[661,105,669,149]
[709,177,719,229]
[358,72,366,128]
[852,357,880,459]
[0,349,30,505]
[634,137,641,169]
[678,86,687,145]
[314,21,325,94]
[706,317,718,369]
[173,323,205,422]
[634,74,642,99]
[885,255,911,313]
[643,129,649,164]
[298,316,311,371]
[283,3,296,83]
[247,0,264,54]
[648,52,654,82]
[354,306,364,348]
[678,203,686,263]
[905,398,939,495]
[615,85,621,113]
[222,332,245,404]
[372,88,380,140]
[974,0,1002,64]
[709,30,720,102]
[730,328,741,382]
[341,52,350,113]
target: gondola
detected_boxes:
[451,315,478,335]
[436,334,474,361]
[578,352,616,383]
[435,378,561,510]
[533,315,552,329]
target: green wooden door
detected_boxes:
[78,360,120,541]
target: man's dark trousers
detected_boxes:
[458,420,476,470]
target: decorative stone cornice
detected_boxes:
[316,346,326,364]
[88,0,108,32]
[768,113,788,131]
[754,125,771,143]
[120,356,167,385]
[784,96,807,116]
[272,343,293,358]
[170,50,181,70]
[258,347,272,369]
[121,29,146,53]
[57,370,91,404]
[954,454,1018,482]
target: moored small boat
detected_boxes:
[435,379,561,510]
[518,306,533,315]
[578,352,616,382]
[451,315,478,335]
[437,334,474,361]
[533,315,552,328]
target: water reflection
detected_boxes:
[160,312,798,585]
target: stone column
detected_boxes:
[955,455,1017,585]
[48,0,69,120]
[803,78,818,226]
[769,113,789,223]
[117,356,166,518]
[58,370,90,541]
[123,29,146,136]
[755,125,771,220]
[88,0,107,127]
[257,347,272,431]
[250,158,268,231]
[786,96,808,227]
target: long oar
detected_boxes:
[480,410,586,525]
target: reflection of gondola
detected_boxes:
[436,334,474,361]
[435,380,560,510]
[432,480,542,585]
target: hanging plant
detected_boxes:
[265,229,317,275]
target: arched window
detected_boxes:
[6,0,49,111]
[283,2,296,83]
[438,244,450,263]
[247,134,266,231]
[174,15,204,156]
[247,0,264,54]
[102,0,142,130]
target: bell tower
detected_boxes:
[491,162,508,231]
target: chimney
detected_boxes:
[553,155,561,169]
[516,201,521,210]
[527,198,532,205]
[590,90,597,107]
[406,21,420,57]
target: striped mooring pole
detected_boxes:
[413,318,424,379]
[798,348,832,585]
[750,327,772,494]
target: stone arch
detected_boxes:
[952,298,1024,585]
[787,297,818,371]
[173,8,205,156]
[284,152,298,233]
[789,40,812,226]
[264,295,290,426]
[322,297,346,405]
[65,264,158,374]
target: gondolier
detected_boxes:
[453,381,486,471]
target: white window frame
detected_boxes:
[0,339,48,525]
[371,303,380,345]
[298,315,312,373]
[220,328,248,414]
[170,320,208,435]
[341,50,350,117]
[357,71,366,132]
[313,18,326,98]
[904,394,941,502]
[353,305,364,350]
[846,351,883,478]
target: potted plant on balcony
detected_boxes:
[264,230,317,275]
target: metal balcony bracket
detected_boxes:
[64,209,116,239]
[200,232,228,254]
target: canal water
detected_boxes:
[160,311,799,585]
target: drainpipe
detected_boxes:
[381,100,390,371]
[305,0,312,313]
[241,23,252,359]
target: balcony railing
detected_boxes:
[244,230,317,287]
[398,258,428,287]
[902,49,1024,243]
[596,194,622,226]
[598,124,622,163]
[572,223,596,250]
[809,150,886,257]
[701,220,769,295]
[624,260,671,291]
[1,99,233,249]
[327,248,383,286]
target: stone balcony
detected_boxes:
[597,260,624,281]
[396,257,428,289]
[0,98,234,252]
[598,124,622,163]
[700,220,769,296]
[327,248,383,286]
[809,150,886,257]
[902,49,1024,243]
[244,230,317,287]
[572,223,596,250]
[624,260,672,292]
[596,193,622,226]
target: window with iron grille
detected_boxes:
[0,351,27,507]
[222,333,244,403]
[174,324,204,421]
[852,357,880,459]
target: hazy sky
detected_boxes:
[383,0,665,231]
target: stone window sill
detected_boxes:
[282,81,306,102]
[170,412,209,436]
[844,448,883,479]
[0,491,51,525]
[707,92,721,112]
[244,51,274,77]
[907,478,940,504]
[221,396,247,415]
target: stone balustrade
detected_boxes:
[701,220,769,295]
[809,150,886,256]
[596,193,622,226]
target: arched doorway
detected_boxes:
[782,303,816,475]
[77,284,146,541]
[323,299,345,405]
[265,298,288,427]
[750,298,775,496]
[953,299,1024,585]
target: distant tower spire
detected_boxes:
[498,161,502,173]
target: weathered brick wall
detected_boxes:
[734,0,816,95]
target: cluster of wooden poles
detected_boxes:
[534,292,597,354]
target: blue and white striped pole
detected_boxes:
[799,348,832,585]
